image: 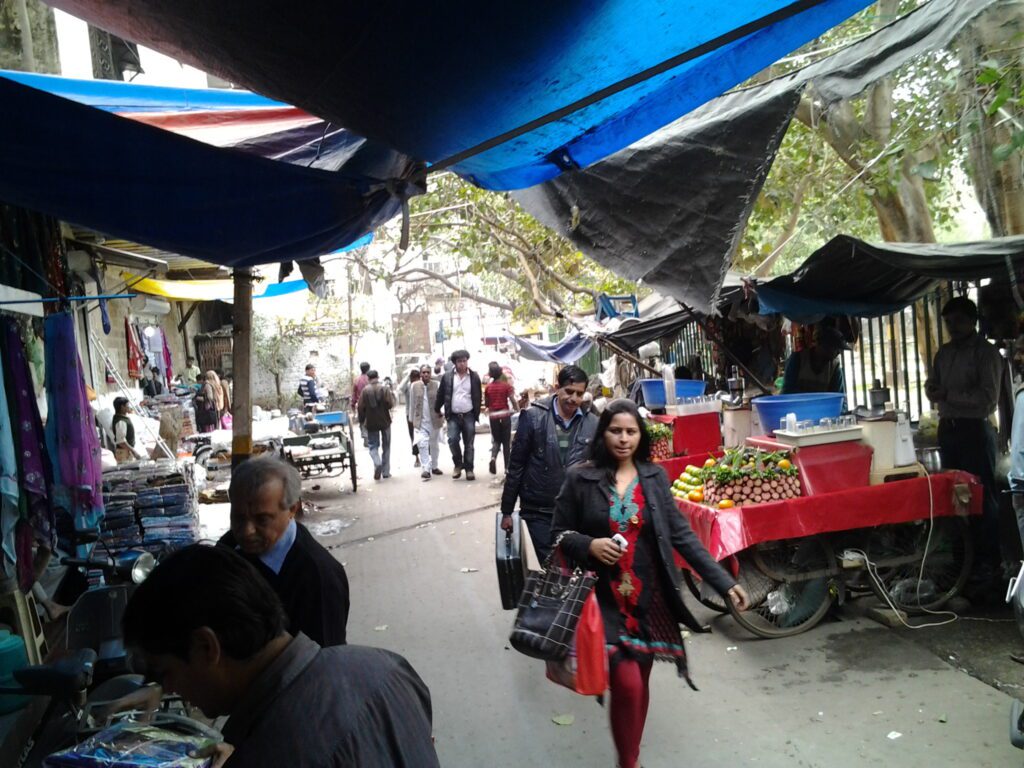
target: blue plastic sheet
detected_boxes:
[49,0,872,189]
[0,76,415,268]
[505,332,593,364]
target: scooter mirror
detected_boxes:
[131,552,157,584]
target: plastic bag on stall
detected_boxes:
[43,721,215,767]
[545,591,608,696]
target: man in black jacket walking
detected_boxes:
[358,370,396,480]
[500,365,598,560]
[434,350,482,480]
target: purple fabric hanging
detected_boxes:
[43,313,103,534]
[162,330,173,383]
[3,319,54,541]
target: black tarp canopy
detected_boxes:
[515,0,999,313]
[753,234,1024,321]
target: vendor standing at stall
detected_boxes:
[780,326,849,394]
[112,397,143,463]
[925,296,1004,594]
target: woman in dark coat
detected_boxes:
[551,398,749,768]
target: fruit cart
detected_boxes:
[660,448,982,639]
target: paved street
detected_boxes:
[203,417,1024,766]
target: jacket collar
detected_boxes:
[577,460,660,482]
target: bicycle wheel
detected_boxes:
[727,536,837,639]
[683,569,728,613]
[862,517,973,614]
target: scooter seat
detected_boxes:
[13,648,98,698]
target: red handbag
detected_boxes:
[545,591,608,695]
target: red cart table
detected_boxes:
[673,471,983,638]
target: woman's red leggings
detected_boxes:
[608,654,653,768]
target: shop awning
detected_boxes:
[505,332,593,365]
[514,0,998,312]
[125,274,308,302]
[50,0,872,190]
[753,234,1024,321]
[0,75,417,269]
[0,71,406,177]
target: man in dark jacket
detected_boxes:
[358,370,396,480]
[219,455,349,647]
[434,349,482,480]
[124,545,439,768]
[500,365,597,561]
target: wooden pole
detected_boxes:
[232,269,253,467]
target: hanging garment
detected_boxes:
[3,318,56,589]
[43,313,103,538]
[161,330,173,384]
[0,343,19,572]
[126,316,144,380]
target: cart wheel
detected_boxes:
[727,536,837,639]
[862,517,973,614]
[347,425,358,493]
[683,570,728,613]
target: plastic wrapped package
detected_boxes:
[43,722,214,767]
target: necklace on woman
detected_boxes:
[609,475,640,533]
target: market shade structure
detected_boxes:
[49,0,872,190]
[753,234,1024,321]
[0,70,405,176]
[0,75,416,268]
[504,332,594,365]
[515,0,1000,313]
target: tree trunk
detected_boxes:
[956,1,1024,238]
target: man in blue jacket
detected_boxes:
[499,365,598,561]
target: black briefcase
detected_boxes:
[496,511,528,610]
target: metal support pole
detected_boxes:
[346,263,355,389]
[232,269,253,468]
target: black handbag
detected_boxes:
[508,532,596,661]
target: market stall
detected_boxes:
[650,420,983,639]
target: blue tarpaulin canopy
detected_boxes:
[0,75,415,268]
[505,332,594,365]
[50,0,872,190]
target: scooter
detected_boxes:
[1,548,218,766]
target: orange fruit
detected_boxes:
[777,459,792,471]
[718,499,735,509]
[704,458,716,468]
[687,490,704,503]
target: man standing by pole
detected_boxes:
[435,350,481,481]
[411,364,443,481]
[925,296,1004,597]
[500,365,598,561]
[358,370,395,481]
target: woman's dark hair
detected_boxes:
[488,362,503,380]
[123,545,287,662]
[589,398,651,470]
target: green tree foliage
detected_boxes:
[368,173,639,320]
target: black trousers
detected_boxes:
[489,417,512,469]
[521,508,553,564]
[938,417,1000,574]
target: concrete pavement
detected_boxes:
[201,418,1023,766]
